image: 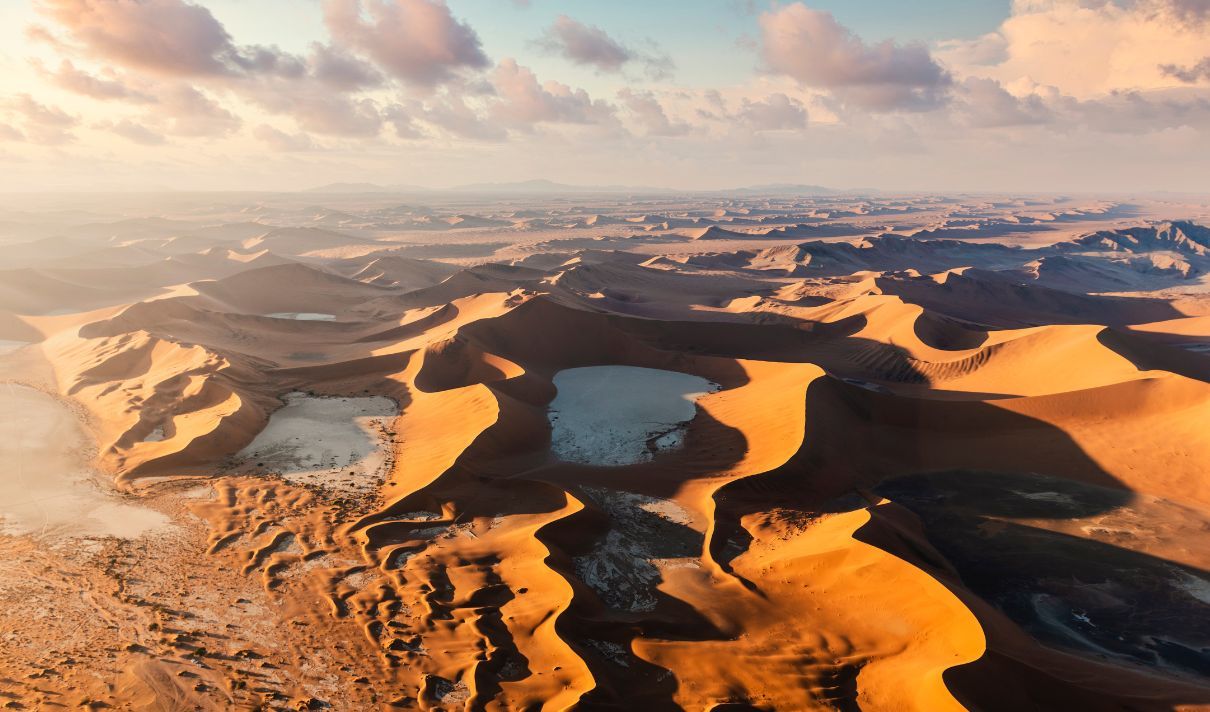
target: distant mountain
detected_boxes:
[304,182,431,194]
[448,179,674,195]
[725,183,847,196]
[306,179,855,196]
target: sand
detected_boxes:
[0,191,1208,710]
[572,486,700,612]
[548,365,719,466]
[0,339,29,355]
[0,383,168,538]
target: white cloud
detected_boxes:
[759,3,951,111]
[253,124,316,151]
[941,0,1210,97]
[322,0,489,88]
[4,94,78,145]
[737,93,808,130]
[618,89,689,136]
[489,59,615,128]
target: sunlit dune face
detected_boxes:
[1,190,1209,708]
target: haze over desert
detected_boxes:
[2,1,1210,711]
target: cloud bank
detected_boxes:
[1,0,1209,191]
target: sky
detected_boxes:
[0,0,1208,193]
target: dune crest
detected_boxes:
[1,193,1208,710]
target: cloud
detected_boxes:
[922,0,1210,141]
[953,77,1052,128]
[30,0,403,148]
[759,3,951,111]
[640,51,677,82]
[226,45,307,78]
[536,15,675,80]
[537,16,632,71]
[489,59,615,127]
[1057,87,1210,133]
[1161,57,1210,82]
[35,60,155,102]
[35,0,233,76]
[1157,0,1210,24]
[933,32,1009,68]
[618,89,690,136]
[685,89,809,132]
[154,86,241,137]
[383,103,425,139]
[8,0,1208,190]
[310,43,384,90]
[260,93,386,137]
[107,119,166,145]
[944,78,1210,135]
[252,124,316,151]
[299,97,386,136]
[943,0,1210,98]
[5,94,78,144]
[737,93,808,130]
[691,90,728,122]
[420,94,507,141]
[34,0,303,79]
[323,0,489,87]
[221,46,403,138]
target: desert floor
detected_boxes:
[0,189,1208,710]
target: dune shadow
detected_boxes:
[710,351,1210,710]
[361,298,1209,709]
[877,471,1210,679]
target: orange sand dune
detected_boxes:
[1,197,1209,711]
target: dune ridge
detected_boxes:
[0,193,1208,710]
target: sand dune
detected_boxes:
[333,254,461,289]
[0,193,1208,710]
